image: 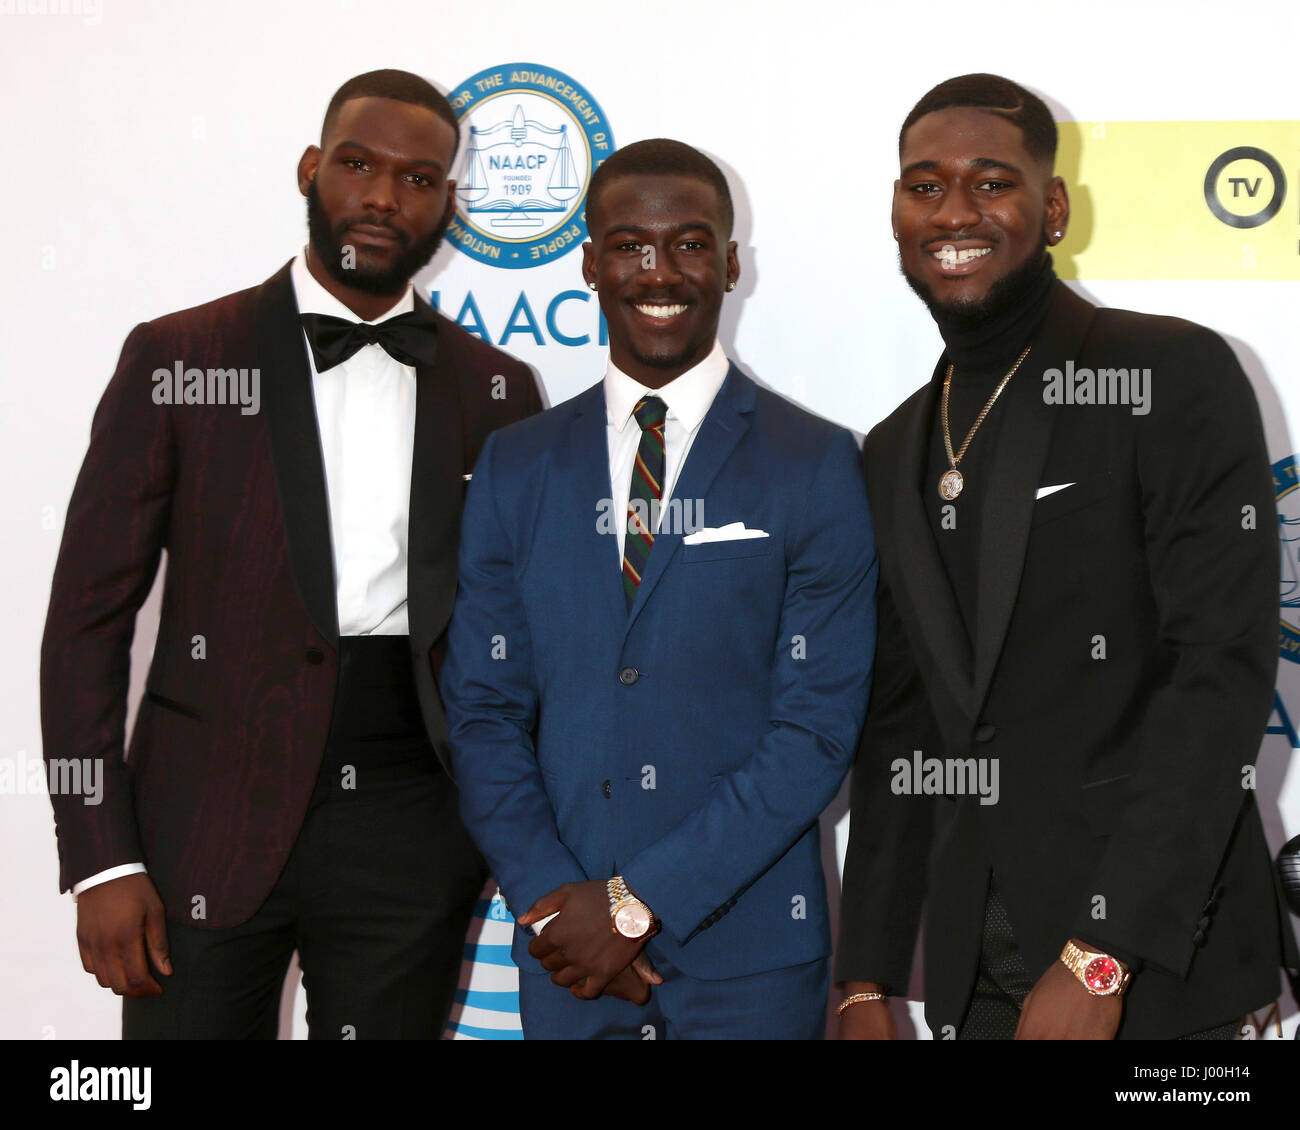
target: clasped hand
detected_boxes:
[517,879,662,1003]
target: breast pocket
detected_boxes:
[680,538,774,564]
[1030,474,1117,529]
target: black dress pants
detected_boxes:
[123,636,486,1039]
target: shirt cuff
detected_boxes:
[71,863,147,899]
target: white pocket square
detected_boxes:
[1035,482,1074,500]
[462,473,473,481]
[683,522,770,545]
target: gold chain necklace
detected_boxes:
[938,344,1032,500]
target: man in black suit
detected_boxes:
[41,69,541,1038]
[837,73,1296,1039]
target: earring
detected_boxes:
[588,282,597,291]
[893,231,899,240]
[726,282,735,292]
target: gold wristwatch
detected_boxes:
[1059,940,1131,997]
[607,876,658,940]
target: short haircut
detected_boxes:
[321,69,460,160]
[585,138,734,237]
[899,73,1057,167]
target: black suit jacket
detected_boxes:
[41,260,542,928]
[837,282,1297,1038]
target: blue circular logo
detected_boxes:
[446,63,613,269]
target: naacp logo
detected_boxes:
[447,63,613,269]
[1204,147,1287,229]
[1275,455,1300,663]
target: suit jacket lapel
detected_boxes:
[624,364,754,635]
[566,383,628,630]
[971,284,1098,711]
[406,295,464,657]
[256,261,339,644]
[890,367,978,717]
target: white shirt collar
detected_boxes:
[604,340,730,433]
[290,247,415,323]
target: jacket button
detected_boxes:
[1191,928,1206,947]
[601,779,612,799]
[618,666,640,686]
[974,723,996,743]
[305,647,324,665]
[1197,915,1212,930]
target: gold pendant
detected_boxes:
[938,468,964,500]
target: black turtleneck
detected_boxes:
[925,254,1059,655]
[935,253,1058,373]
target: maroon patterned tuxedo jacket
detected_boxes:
[40,261,542,928]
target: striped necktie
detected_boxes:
[622,396,667,609]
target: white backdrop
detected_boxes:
[2,0,1297,1040]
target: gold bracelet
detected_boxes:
[837,992,886,1015]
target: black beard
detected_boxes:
[305,177,449,296]
[625,327,717,377]
[631,341,703,371]
[901,235,1049,336]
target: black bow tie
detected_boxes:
[300,310,439,372]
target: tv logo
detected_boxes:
[1204,147,1288,230]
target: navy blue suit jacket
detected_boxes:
[441,363,878,979]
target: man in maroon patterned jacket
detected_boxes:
[40,69,542,1038]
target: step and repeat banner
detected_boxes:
[1,0,1297,1040]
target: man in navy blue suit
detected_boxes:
[440,139,878,1039]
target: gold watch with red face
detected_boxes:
[1060,940,1131,996]
[607,876,658,940]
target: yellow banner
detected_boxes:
[1056,121,1300,280]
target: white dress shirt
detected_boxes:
[605,339,730,561]
[73,250,420,898]
[292,249,417,636]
